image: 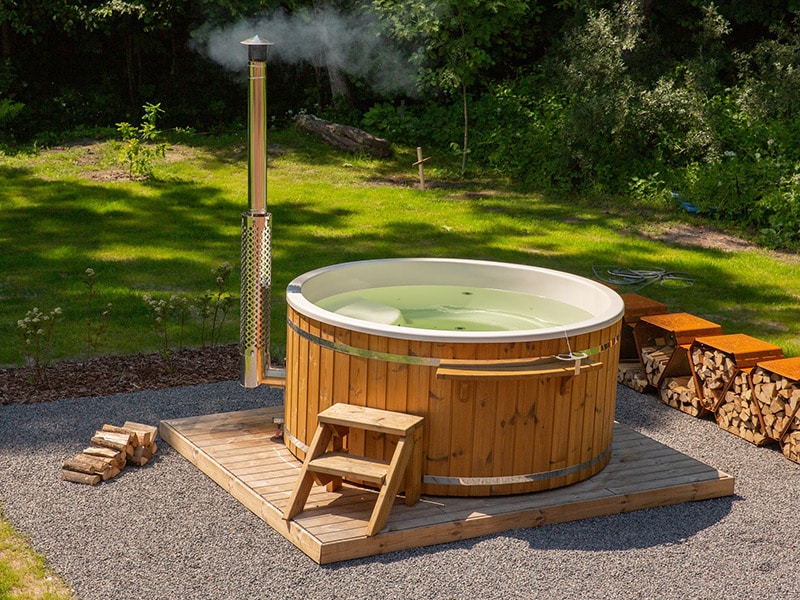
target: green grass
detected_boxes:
[0,510,75,599]
[1,128,799,368]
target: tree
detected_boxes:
[374,0,533,173]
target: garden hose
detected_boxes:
[591,266,695,290]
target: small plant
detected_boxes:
[196,262,234,347]
[142,293,184,368]
[116,102,168,179]
[83,267,112,359]
[16,306,62,383]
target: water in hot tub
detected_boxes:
[316,285,593,331]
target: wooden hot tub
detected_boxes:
[283,258,624,497]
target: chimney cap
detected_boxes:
[241,35,273,62]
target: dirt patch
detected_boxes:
[0,345,241,405]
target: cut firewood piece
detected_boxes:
[91,430,134,455]
[83,446,127,469]
[122,421,158,446]
[659,375,705,417]
[62,453,120,480]
[62,470,101,485]
[127,442,158,466]
[101,423,146,447]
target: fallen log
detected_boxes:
[296,114,391,158]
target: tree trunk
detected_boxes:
[461,81,469,175]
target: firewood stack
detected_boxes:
[659,375,704,417]
[781,427,800,464]
[618,360,649,392]
[715,370,769,446]
[62,421,159,485]
[751,365,800,442]
[691,345,737,412]
[641,343,675,386]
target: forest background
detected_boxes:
[3,0,800,248]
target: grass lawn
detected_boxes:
[1,127,799,368]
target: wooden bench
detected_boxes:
[283,403,424,536]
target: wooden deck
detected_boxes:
[160,407,734,565]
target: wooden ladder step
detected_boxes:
[317,403,422,436]
[307,452,389,485]
[283,403,424,537]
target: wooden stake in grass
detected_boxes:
[413,147,431,190]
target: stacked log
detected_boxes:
[691,345,737,411]
[781,430,800,464]
[715,370,770,446]
[659,375,704,417]
[62,421,159,485]
[751,366,800,441]
[618,360,649,392]
[640,344,675,386]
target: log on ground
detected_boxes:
[296,114,391,158]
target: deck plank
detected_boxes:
[160,407,734,565]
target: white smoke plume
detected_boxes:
[192,6,419,95]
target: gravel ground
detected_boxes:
[1,381,798,600]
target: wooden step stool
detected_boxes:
[283,403,424,536]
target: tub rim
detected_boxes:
[285,257,624,343]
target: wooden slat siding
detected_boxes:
[563,332,589,488]
[428,342,454,486]
[508,342,534,495]
[318,320,336,412]
[296,311,311,458]
[331,325,351,445]
[531,343,558,494]
[160,408,734,565]
[346,330,369,457]
[493,343,519,487]
[366,333,389,461]
[385,337,410,417]
[306,316,322,459]
[447,341,477,487]
[470,341,498,491]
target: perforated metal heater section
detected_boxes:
[240,212,272,388]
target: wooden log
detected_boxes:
[62,470,101,485]
[295,114,391,158]
[91,430,134,455]
[83,446,127,469]
[122,421,158,446]
[62,453,120,480]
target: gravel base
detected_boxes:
[1,382,799,599]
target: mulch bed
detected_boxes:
[0,345,241,405]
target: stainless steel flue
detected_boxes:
[240,35,273,388]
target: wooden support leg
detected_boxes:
[283,423,334,521]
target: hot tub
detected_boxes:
[283,258,624,497]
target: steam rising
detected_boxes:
[192,7,418,95]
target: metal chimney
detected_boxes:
[240,35,273,388]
